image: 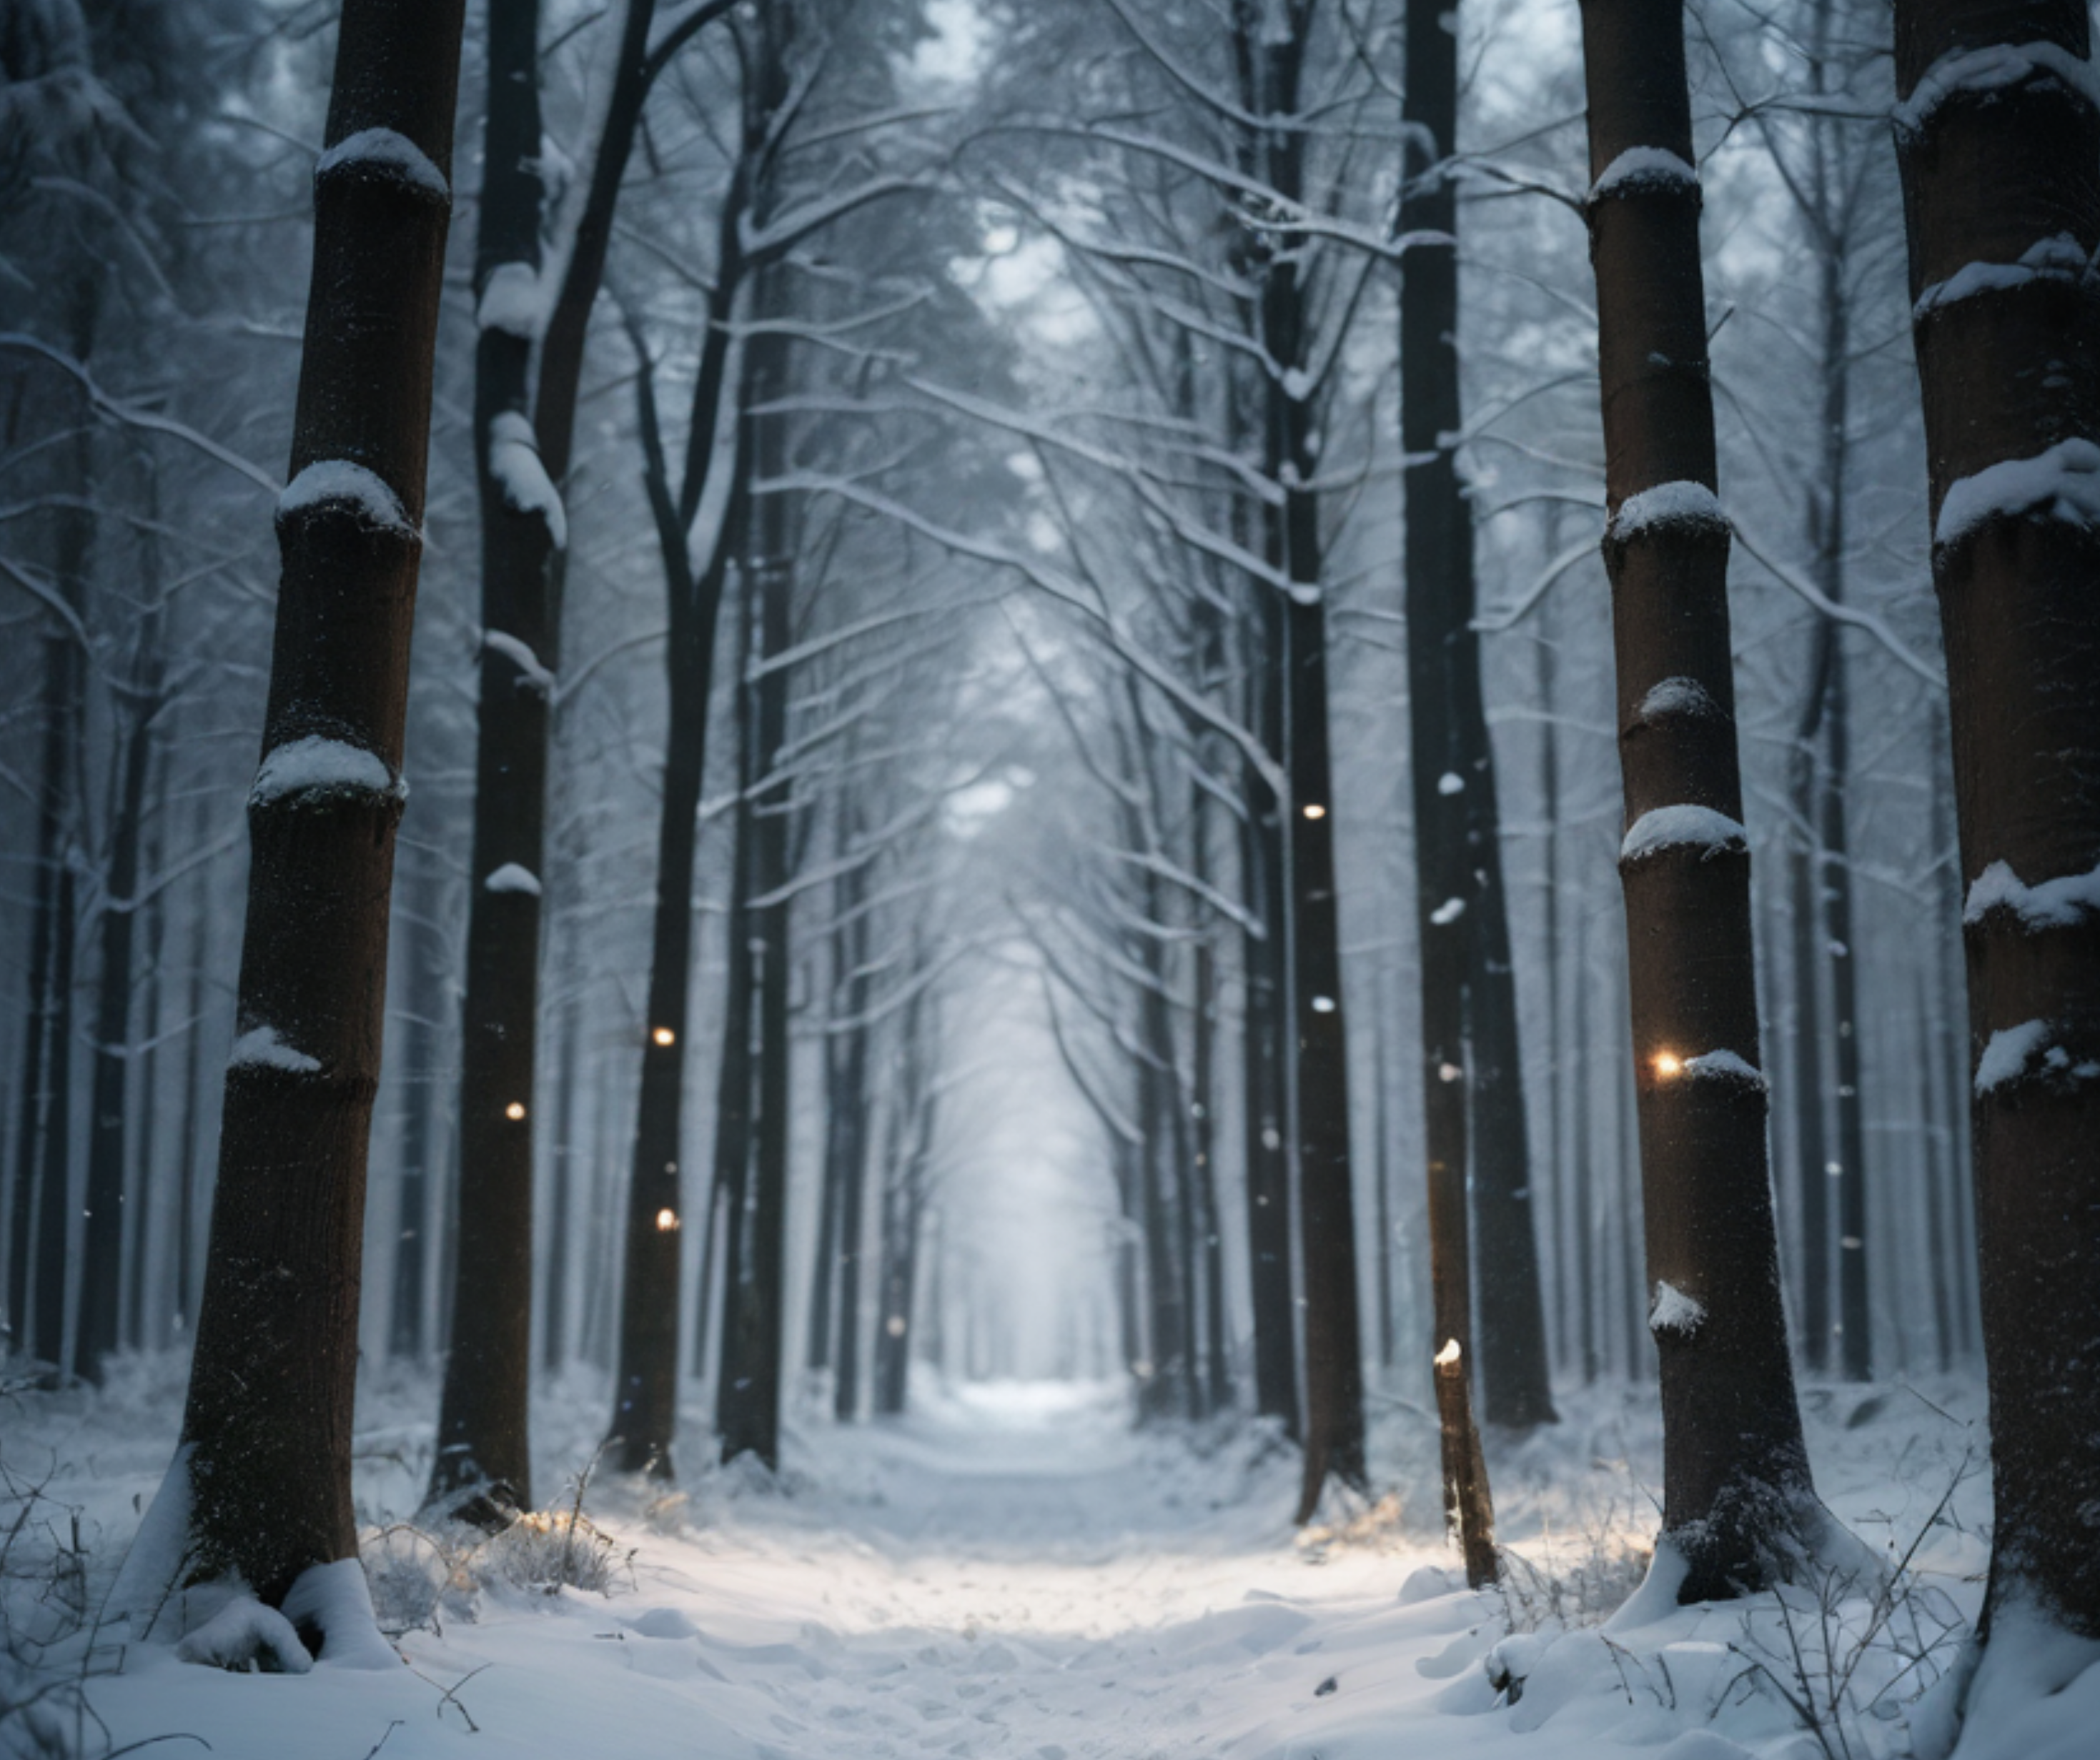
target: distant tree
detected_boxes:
[1400,0,1556,1458]
[112,0,466,1646]
[1576,0,1823,1601]
[427,0,550,1521]
[432,0,736,1513]
[1891,0,2100,1686]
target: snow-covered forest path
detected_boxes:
[36,1364,1996,1760]
[80,1378,1530,1760]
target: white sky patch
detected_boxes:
[944,777,1014,839]
[908,0,989,87]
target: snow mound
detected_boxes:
[174,1596,312,1673]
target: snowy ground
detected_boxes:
[2,1356,2068,1760]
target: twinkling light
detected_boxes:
[505,1101,527,1120]
[653,1026,675,1046]
[1302,802,1327,820]
[885,1314,906,1337]
[1653,1051,1684,1079]
[655,1208,680,1233]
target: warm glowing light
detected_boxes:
[505,1101,527,1120]
[886,1314,907,1338]
[1653,1052,1684,1079]
[1434,1337,1463,1367]
[1303,803,1327,820]
[655,1208,680,1233]
[653,1026,675,1047]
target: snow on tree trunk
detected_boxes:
[1577,0,1821,1603]
[429,0,548,1522]
[1892,0,2100,1661]
[121,0,466,1631]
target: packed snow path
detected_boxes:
[35,1368,2020,1760]
[90,1380,1528,1760]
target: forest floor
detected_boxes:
[4,1356,2067,1760]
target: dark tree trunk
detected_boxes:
[1284,575,1366,1520]
[717,300,797,1471]
[1237,707,1298,1433]
[1893,0,2100,1647]
[1189,795,1232,1415]
[830,842,874,1421]
[387,857,444,1361]
[603,5,756,1476]
[707,551,761,1442]
[1578,0,1818,1601]
[12,301,94,1376]
[1230,0,1364,1519]
[430,0,548,1517]
[127,0,465,1624]
[1787,721,1833,1371]
[1401,0,1555,1440]
[80,599,162,1381]
[543,1003,580,1371]
[1820,638,1870,1382]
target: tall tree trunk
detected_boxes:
[543,1003,580,1371]
[14,292,95,1376]
[1402,0,1556,1443]
[602,2,754,1478]
[1237,697,1298,1432]
[1892,0,2100,1656]
[117,0,466,1629]
[1577,0,1818,1601]
[80,597,162,1381]
[1189,793,1232,1415]
[1787,712,1833,1371]
[430,0,548,1516]
[387,857,443,1361]
[1232,0,1364,1519]
[830,841,874,1421]
[717,295,796,1471]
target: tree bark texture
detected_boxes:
[80,595,162,1381]
[430,0,548,1518]
[1399,0,1556,1437]
[603,4,756,1476]
[1893,0,2100,1641]
[161,0,465,1611]
[717,298,797,1471]
[1578,0,1816,1601]
[1230,0,1364,1518]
